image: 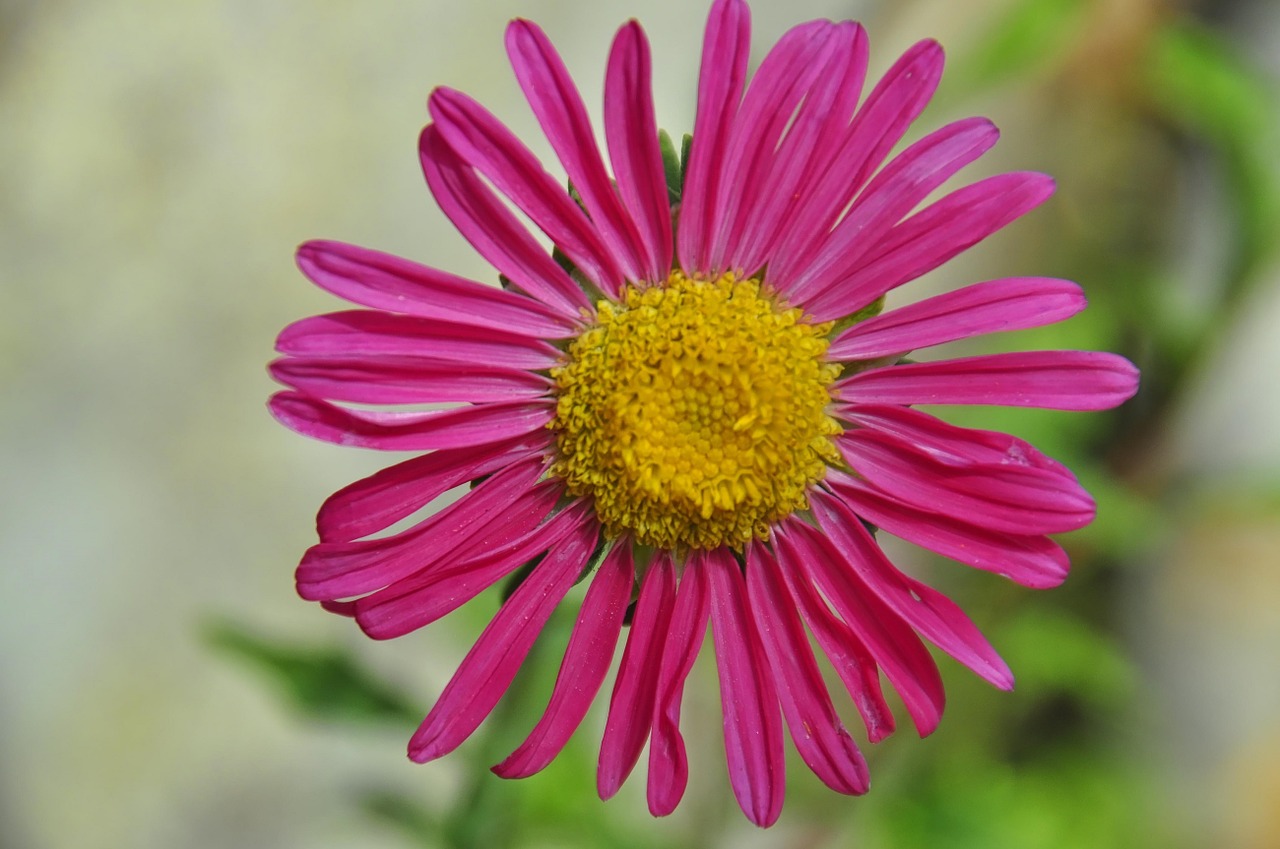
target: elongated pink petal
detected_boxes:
[734,22,868,275]
[775,533,896,742]
[419,126,591,317]
[677,0,751,276]
[314,433,550,543]
[276,310,562,371]
[269,356,551,406]
[358,497,589,641]
[838,429,1095,535]
[777,520,945,737]
[787,117,998,304]
[598,553,677,799]
[429,88,625,296]
[842,403,1075,479]
[494,542,635,779]
[771,39,943,284]
[825,471,1070,588]
[706,20,834,273]
[746,544,869,795]
[706,546,785,828]
[407,515,600,763]
[810,491,1013,688]
[836,350,1141,411]
[268,391,554,452]
[296,457,550,601]
[605,22,673,282]
[295,240,577,338]
[804,171,1054,320]
[508,20,649,284]
[647,556,711,817]
[830,277,1086,360]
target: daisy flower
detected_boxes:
[269,0,1139,827]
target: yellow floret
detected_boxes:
[550,272,841,551]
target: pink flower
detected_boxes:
[269,0,1138,827]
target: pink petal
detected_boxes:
[604,22,674,282]
[776,520,945,737]
[269,355,551,406]
[677,0,751,276]
[829,277,1087,360]
[358,496,589,641]
[295,240,577,339]
[295,457,551,602]
[837,428,1096,535]
[746,544,870,795]
[706,546,785,828]
[810,490,1014,689]
[733,22,869,276]
[407,514,600,763]
[802,171,1054,321]
[429,88,625,296]
[647,555,711,817]
[598,552,677,799]
[494,542,635,779]
[276,310,562,371]
[314,432,550,543]
[836,350,1141,411]
[267,391,554,452]
[842,403,1076,478]
[770,39,943,286]
[419,125,591,317]
[507,20,649,284]
[775,534,896,742]
[825,471,1070,588]
[786,117,999,305]
[705,20,835,274]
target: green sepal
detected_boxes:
[659,129,682,206]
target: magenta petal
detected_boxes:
[677,0,751,276]
[838,428,1096,535]
[407,514,599,764]
[777,520,945,737]
[269,355,551,406]
[267,391,554,452]
[647,556,711,817]
[605,22,674,282]
[771,39,943,285]
[826,471,1070,588]
[775,534,896,742]
[354,494,584,641]
[804,171,1054,320]
[419,125,591,317]
[297,457,551,601]
[295,240,577,339]
[507,20,649,284]
[494,543,635,779]
[706,546,785,828]
[276,310,562,371]
[786,117,998,305]
[429,88,625,296]
[598,553,677,800]
[810,491,1013,689]
[836,350,1141,411]
[830,277,1087,360]
[705,20,834,273]
[314,433,549,544]
[746,544,870,795]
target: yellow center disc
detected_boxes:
[550,272,841,550]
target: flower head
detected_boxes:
[270,0,1138,827]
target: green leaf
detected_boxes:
[658,128,682,206]
[204,619,421,726]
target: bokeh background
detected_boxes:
[2,0,1278,846]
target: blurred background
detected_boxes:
[2,0,1278,846]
